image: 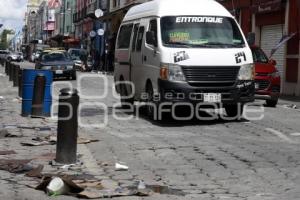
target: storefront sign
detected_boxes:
[251,0,283,14]
[47,9,55,22]
[44,21,55,31]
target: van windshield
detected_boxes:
[161,16,245,48]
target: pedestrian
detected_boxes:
[79,50,88,71]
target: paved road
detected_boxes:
[1,61,300,200]
[75,73,300,200]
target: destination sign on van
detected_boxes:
[176,16,223,23]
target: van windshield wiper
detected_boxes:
[164,42,194,48]
[199,42,245,48]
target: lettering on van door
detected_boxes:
[235,52,246,63]
[174,51,189,63]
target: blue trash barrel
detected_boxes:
[21,69,53,117]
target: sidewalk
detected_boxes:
[0,65,179,200]
[0,66,124,199]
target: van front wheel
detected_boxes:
[224,104,244,120]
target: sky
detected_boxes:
[0,0,27,33]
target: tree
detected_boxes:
[0,29,15,50]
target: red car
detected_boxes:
[251,46,281,107]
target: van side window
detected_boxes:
[136,26,145,51]
[117,24,133,49]
[148,19,158,46]
[131,24,140,52]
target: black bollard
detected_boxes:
[9,63,13,81]
[4,61,8,75]
[31,74,46,117]
[56,88,79,164]
[13,65,20,87]
[18,69,23,98]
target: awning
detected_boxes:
[50,34,70,42]
[251,0,285,14]
[63,38,80,44]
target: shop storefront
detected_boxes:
[219,0,300,96]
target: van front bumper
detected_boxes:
[157,79,255,104]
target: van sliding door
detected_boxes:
[131,24,145,98]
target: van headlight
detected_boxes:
[238,64,255,80]
[42,66,52,70]
[66,65,74,70]
[160,63,186,82]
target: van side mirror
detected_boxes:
[268,59,277,66]
[247,32,255,46]
[146,31,157,47]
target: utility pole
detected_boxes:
[62,0,66,36]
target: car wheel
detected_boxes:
[224,104,244,120]
[7,57,12,62]
[120,80,134,109]
[266,99,278,107]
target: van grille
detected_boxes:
[181,66,240,87]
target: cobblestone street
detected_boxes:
[0,63,300,199]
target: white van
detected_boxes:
[114,0,255,119]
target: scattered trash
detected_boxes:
[49,159,83,168]
[60,164,76,170]
[26,165,44,178]
[283,104,298,109]
[46,177,71,196]
[32,172,185,199]
[0,129,21,139]
[21,141,51,146]
[72,180,103,190]
[290,132,300,136]
[77,138,100,144]
[0,159,33,173]
[0,73,5,77]
[76,186,151,199]
[3,125,18,129]
[137,180,146,190]
[36,175,84,197]
[22,135,99,146]
[0,150,16,155]
[0,96,4,100]
[115,162,129,171]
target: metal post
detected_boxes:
[5,61,8,75]
[13,65,20,87]
[18,69,23,98]
[31,74,46,117]
[9,63,13,81]
[56,88,79,164]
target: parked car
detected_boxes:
[6,52,23,62]
[35,50,76,80]
[251,46,281,107]
[0,50,10,61]
[18,52,24,61]
[31,50,42,62]
[68,48,92,71]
